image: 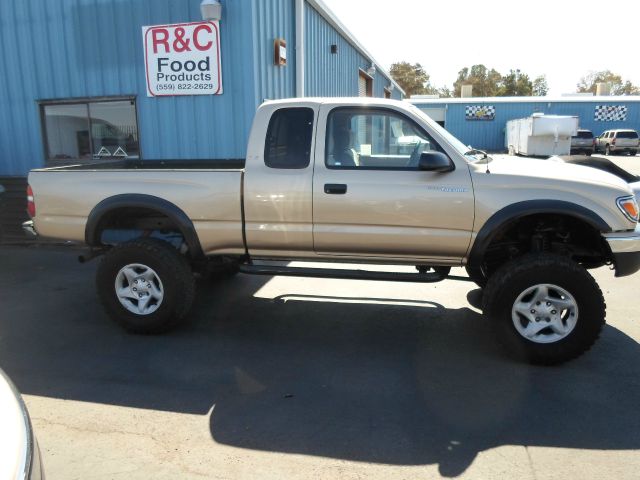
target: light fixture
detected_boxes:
[366,63,376,77]
[388,84,395,92]
[200,0,222,21]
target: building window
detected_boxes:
[40,97,139,164]
[358,70,373,97]
[264,107,314,169]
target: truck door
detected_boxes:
[243,106,317,257]
[312,106,474,262]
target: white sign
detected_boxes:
[142,21,222,97]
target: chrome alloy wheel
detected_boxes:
[114,263,164,315]
[511,284,578,344]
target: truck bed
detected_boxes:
[29,160,246,255]
[33,158,246,171]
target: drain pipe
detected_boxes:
[295,0,305,97]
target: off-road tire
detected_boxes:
[465,265,488,289]
[96,238,196,334]
[483,254,605,365]
[201,257,241,281]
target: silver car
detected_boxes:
[595,129,639,156]
[570,130,595,155]
[0,369,44,480]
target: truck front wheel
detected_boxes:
[96,238,196,334]
[483,254,605,365]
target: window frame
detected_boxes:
[263,107,315,170]
[38,95,140,164]
[324,106,445,171]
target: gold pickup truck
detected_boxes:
[24,98,640,365]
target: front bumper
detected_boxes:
[603,224,640,277]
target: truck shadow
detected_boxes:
[0,247,639,476]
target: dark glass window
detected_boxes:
[41,98,139,165]
[574,130,593,139]
[264,108,314,169]
[325,108,443,169]
[617,131,639,139]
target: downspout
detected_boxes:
[295,0,305,97]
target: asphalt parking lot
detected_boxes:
[1,153,640,479]
[1,250,640,479]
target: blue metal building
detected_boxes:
[0,0,403,178]
[410,96,640,152]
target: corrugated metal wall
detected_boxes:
[251,0,296,103]
[0,0,259,176]
[414,100,640,152]
[0,0,401,176]
[304,3,401,100]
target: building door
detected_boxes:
[358,71,373,97]
[419,108,446,129]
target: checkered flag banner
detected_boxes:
[465,105,496,121]
[594,105,628,122]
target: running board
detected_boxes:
[239,264,472,283]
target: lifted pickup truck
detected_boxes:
[25,98,640,364]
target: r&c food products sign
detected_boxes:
[142,21,222,97]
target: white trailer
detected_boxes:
[506,114,579,157]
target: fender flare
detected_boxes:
[467,200,612,268]
[85,194,204,259]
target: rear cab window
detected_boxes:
[264,108,315,169]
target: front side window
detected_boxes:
[264,108,314,169]
[41,98,139,164]
[326,108,443,169]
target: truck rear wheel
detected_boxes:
[482,254,605,365]
[96,238,195,334]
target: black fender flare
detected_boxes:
[467,200,612,268]
[85,194,204,259]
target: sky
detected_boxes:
[321,0,640,95]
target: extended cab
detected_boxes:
[25,98,640,364]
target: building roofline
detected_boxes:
[305,0,406,96]
[407,95,640,104]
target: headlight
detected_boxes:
[617,195,639,222]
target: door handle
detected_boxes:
[324,184,347,195]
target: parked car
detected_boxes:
[0,368,44,480]
[23,98,640,365]
[558,155,640,205]
[570,130,595,155]
[595,129,639,156]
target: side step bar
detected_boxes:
[239,264,472,283]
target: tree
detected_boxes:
[577,70,640,95]
[453,64,502,97]
[437,86,453,98]
[499,69,533,96]
[532,75,549,96]
[389,62,438,97]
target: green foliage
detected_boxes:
[499,69,533,96]
[532,75,549,96]
[577,70,640,95]
[453,65,502,97]
[389,62,439,97]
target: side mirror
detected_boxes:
[419,151,455,172]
